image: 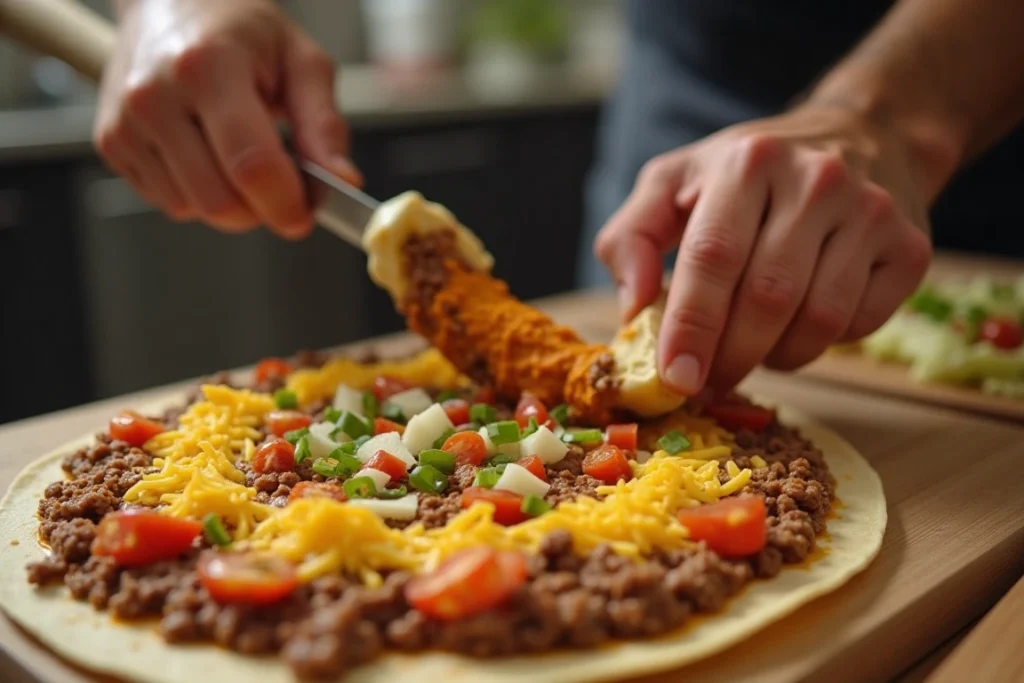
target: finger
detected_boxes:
[284,34,362,187]
[129,123,194,221]
[708,151,854,390]
[594,154,690,322]
[659,137,778,395]
[191,52,312,239]
[765,222,875,371]
[119,78,258,231]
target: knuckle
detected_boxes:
[747,270,798,317]
[732,133,780,177]
[171,40,226,85]
[123,80,162,120]
[94,124,124,158]
[683,230,747,279]
[803,299,850,339]
[806,152,850,198]
[902,227,933,275]
[303,47,336,79]
[843,309,889,341]
[637,154,678,189]
[859,183,897,222]
[226,146,282,187]
[666,303,722,340]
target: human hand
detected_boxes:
[94,0,361,238]
[595,104,933,395]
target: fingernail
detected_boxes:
[664,354,702,395]
[330,156,363,187]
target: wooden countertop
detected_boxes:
[2,252,1023,683]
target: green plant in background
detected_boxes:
[465,0,568,59]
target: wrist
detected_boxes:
[806,67,965,205]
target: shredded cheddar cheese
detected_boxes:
[243,447,753,583]
[285,348,468,406]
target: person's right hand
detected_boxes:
[94,0,361,239]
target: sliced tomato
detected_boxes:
[372,376,415,401]
[374,417,406,436]
[198,552,298,605]
[704,403,774,432]
[517,455,547,482]
[442,431,488,467]
[980,317,1024,350]
[582,444,632,484]
[91,511,201,567]
[287,481,347,504]
[108,411,165,448]
[362,450,408,481]
[461,486,528,525]
[255,357,291,384]
[265,410,312,438]
[677,496,767,557]
[604,423,638,451]
[514,393,550,430]
[472,386,495,405]
[405,547,528,620]
[442,398,471,426]
[253,437,296,474]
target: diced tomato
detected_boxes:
[517,455,547,482]
[582,444,632,484]
[198,552,298,605]
[677,496,767,557]
[265,410,312,438]
[252,437,296,474]
[514,393,550,430]
[405,547,528,620]
[442,431,488,467]
[287,481,347,504]
[461,487,528,525]
[362,450,408,481]
[979,317,1024,350]
[91,511,201,567]
[255,357,291,384]
[374,417,406,436]
[108,411,165,448]
[372,376,415,401]
[704,403,774,432]
[442,398,471,426]
[604,423,638,451]
[472,386,495,405]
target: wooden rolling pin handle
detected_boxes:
[0,0,115,83]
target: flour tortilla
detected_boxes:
[0,396,886,683]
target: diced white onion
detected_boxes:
[360,468,392,490]
[332,384,364,417]
[494,463,551,498]
[307,426,340,460]
[357,432,416,468]
[479,426,521,458]
[519,425,568,464]
[347,494,419,521]
[385,388,433,418]
[402,403,454,454]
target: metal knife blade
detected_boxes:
[298,159,380,251]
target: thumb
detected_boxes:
[283,33,363,187]
[594,156,689,322]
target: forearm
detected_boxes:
[807,0,1024,203]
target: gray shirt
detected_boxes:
[578,0,1024,287]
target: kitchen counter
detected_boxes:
[0,61,614,162]
[1,251,1022,683]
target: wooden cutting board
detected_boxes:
[1,308,1023,683]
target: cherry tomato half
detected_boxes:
[362,450,408,481]
[442,431,489,467]
[405,547,528,620]
[252,437,296,475]
[91,511,201,567]
[517,455,547,482]
[582,444,632,484]
[514,393,550,430]
[255,358,291,384]
[287,481,347,504]
[266,410,312,438]
[704,403,774,432]
[980,317,1024,350]
[604,423,638,451]
[198,552,299,605]
[461,487,528,525]
[109,411,165,448]
[442,398,471,426]
[374,417,406,436]
[677,496,767,557]
[372,376,415,401]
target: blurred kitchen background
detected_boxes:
[0,0,625,423]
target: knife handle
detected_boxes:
[0,0,114,84]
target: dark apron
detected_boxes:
[578,0,1024,287]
